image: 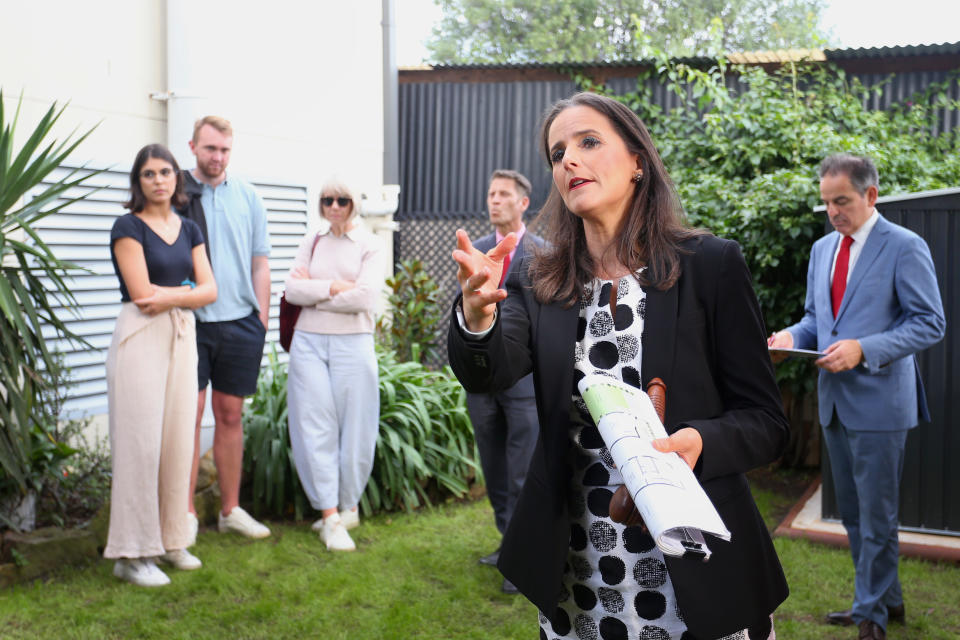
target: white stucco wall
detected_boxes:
[1,0,388,197]
[1,0,397,438]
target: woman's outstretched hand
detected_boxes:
[451,229,518,333]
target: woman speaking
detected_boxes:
[449,93,789,639]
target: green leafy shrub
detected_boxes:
[33,417,110,529]
[1,361,110,531]
[242,346,309,521]
[363,344,477,514]
[376,259,444,367]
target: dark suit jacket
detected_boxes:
[469,230,545,399]
[449,234,790,639]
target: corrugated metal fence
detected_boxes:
[34,165,308,417]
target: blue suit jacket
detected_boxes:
[787,213,945,430]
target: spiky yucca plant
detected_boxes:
[0,90,99,495]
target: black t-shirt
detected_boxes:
[110,214,205,302]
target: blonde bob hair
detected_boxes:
[318,178,362,221]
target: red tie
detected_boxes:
[831,236,854,318]
[498,252,511,288]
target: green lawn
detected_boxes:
[1,481,958,639]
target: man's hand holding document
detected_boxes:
[577,374,731,561]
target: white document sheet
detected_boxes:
[578,374,731,561]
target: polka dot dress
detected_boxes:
[538,274,766,640]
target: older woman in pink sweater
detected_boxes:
[283,179,384,551]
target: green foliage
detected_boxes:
[9,547,27,567]
[34,418,110,530]
[363,343,478,514]
[376,259,444,367]
[1,360,110,532]
[586,48,960,463]
[426,0,830,64]
[241,342,478,520]
[0,89,99,496]
[242,345,310,521]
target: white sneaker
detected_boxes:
[218,506,271,539]
[312,509,360,532]
[339,508,360,531]
[159,548,202,571]
[186,512,199,547]
[113,558,170,587]
[319,513,356,551]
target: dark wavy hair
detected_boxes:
[124,144,187,212]
[530,92,705,307]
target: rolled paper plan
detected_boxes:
[578,374,731,560]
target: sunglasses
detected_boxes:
[140,168,175,179]
[321,196,352,207]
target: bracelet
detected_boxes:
[181,278,196,289]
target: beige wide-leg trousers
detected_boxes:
[103,303,197,559]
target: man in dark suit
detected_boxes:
[467,169,543,594]
[770,154,945,640]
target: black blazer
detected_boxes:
[449,234,790,639]
[469,230,545,399]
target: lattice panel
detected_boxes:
[394,213,490,368]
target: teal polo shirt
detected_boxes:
[193,173,271,323]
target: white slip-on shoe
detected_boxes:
[113,558,171,587]
[159,548,202,571]
[310,518,325,532]
[319,513,356,551]
[339,508,360,531]
[186,512,199,547]
[218,506,271,539]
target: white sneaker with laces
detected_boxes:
[218,506,271,538]
[159,548,202,570]
[186,512,199,547]
[319,513,356,551]
[339,508,360,531]
[113,558,171,587]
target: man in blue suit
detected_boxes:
[770,154,945,640]
[467,169,543,594]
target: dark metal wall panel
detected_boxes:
[396,79,576,367]
[821,191,960,535]
[849,69,960,135]
[398,79,577,222]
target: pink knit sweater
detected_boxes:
[283,226,384,335]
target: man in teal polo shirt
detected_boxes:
[184,116,272,540]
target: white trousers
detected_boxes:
[287,331,379,511]
[104,304,197,559]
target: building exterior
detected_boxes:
[1,0,400,435]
